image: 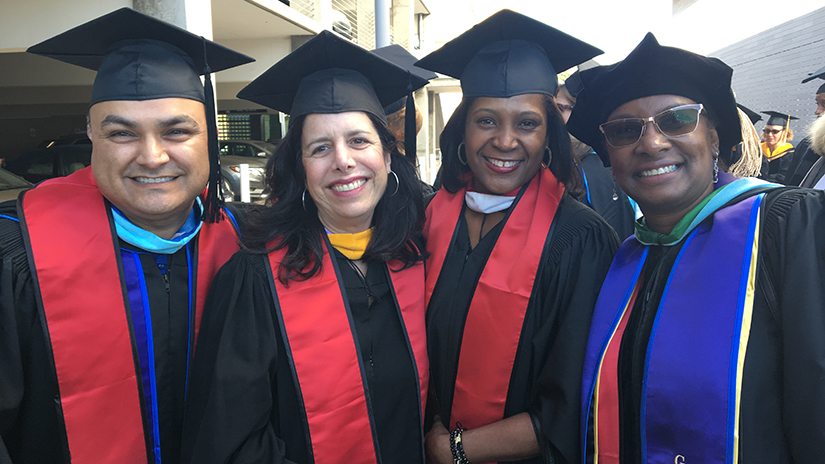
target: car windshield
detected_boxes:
[0,168,31,190]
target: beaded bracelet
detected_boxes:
[449,422,470,464]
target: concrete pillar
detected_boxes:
[374,0,390,48]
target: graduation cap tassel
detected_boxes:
[201,37,223,223]
[404,74,417,166]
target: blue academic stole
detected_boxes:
[581,193,765,464]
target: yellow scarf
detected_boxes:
[761,141,793,160]
[327,228,373,260]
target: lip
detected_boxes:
[328,176,368,197]
[484,156,523,174]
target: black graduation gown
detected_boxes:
[593,188,825,463]
[760,145,795,184]
[576,152,636,242]
[800,157,825,188]
[181,248,422,464]
[781,137,817,186]
[0,200,199,464]
[426,194,619,464]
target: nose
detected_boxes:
[137,135,170,168]
[332,142,357,171]
[635,119,671,155]
[491,126,518,151]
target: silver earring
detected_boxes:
[302,189,308,211]
[712,147,719,184]
[543,146,552,168]
[457,142,467,165]
[389,170,400,196]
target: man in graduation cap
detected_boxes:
[782,65,825,185]
[0,8,252,464]
[759,110,797,183]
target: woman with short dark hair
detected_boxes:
[416,10,619,464]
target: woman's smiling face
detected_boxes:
[605,94,718,229]
[463,94,548,194]
[301,111,390,234]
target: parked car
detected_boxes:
[219,139,276,159]
[8,134,92,184]
[0,167,33,202]
[220,153,269,203]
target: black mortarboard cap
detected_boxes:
[737,104,762,124]
[801,65,825,94]
[27,7,254,223]
[567,33,740,166]
[761,111,798,127]
[801,65,825,83]
[414,9,602,99]
[563,70,584,98]
[372,45,436,114]
[237,30,427,129]
[27,7,253,105]
[372,44,436,162]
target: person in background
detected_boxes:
[568,32,825,464]
[759,110,797,183]
[558,73,636,241]
[783,65,825,185]
[416,10,619,464]
[0,8,252,463]
[799,113,825,188]
[373,44,438,194]
[181,31,430,464]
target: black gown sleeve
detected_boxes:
[747,188,825,462]
[181,251,293,464]
[530,197,620,464]
[0,200,66,464]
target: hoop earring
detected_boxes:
[543,146,552,168]
[389,170,400,196]
[302,189,308,211]
[457,142,467,165]
[712,147,719,184]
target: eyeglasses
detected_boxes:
[599,104,704,148]
[762,128,782,135]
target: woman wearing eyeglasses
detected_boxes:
[567,33,825,464]
[760,111,798,183]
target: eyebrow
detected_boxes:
[305,129,374,147]
[99,114,200,129]
[470,108,545,120]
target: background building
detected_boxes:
[0,0,433,174]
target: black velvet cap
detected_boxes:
[27,7,254,106]
[737,104,762,124]
[27,7,254,223]
[567,33,740,166]
[414,9,602,98]
[237,30,427,127]
[372,44,436,114]
[563,70,584,98]
[761,111,798,127]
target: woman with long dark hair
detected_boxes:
[568,33,825,463]
[416,10,619,464]
[181,31,430,463]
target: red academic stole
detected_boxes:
[267,239,428,464]
[19,167,239,463]
[424,169,565,430]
